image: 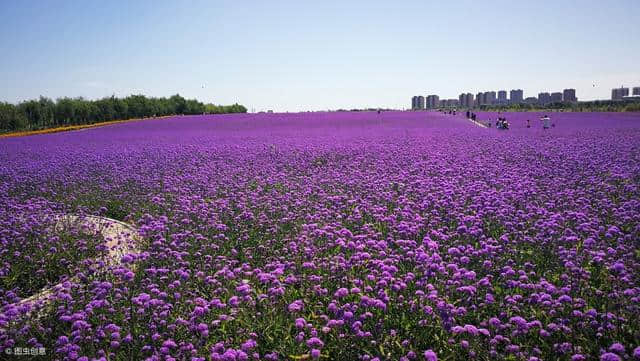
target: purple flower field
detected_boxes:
[1,111,639,361]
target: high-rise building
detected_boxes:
[498,90,507,103]
[476,92,484,106]
[411,96,417,110]
[426,95,440,109]
[444,99,459,107]
[538,92,551,105]
[417,95,425,109]
[611,87,629,100]
[633,87,640,96]
[563,89,577,103]
[459,93,467,107]
[465,93,474,108]
[510,89,524,104]
[550,92,563,103]
[484,91,496,105]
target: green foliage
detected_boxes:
[0,102,28,130]
[205,103,247,114]
[0,94,248,132]
[478,99,640,113]
[624,102,640,112]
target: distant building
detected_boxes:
[457,93,474,108]
[417,95,425,109]
[524,97,538,105]
[510,89,524,104]
[465,93,474,108]
[448,99,459,107]
[563,89,577,103]
[484,91,496,105]
[538,92,551,105]
[633,87,640,96]
[411,96,417,110]
[550,92,563,103]
[476,92,485,106]
[611,87,629,100]
[497,90,507,104]
[426,95,440,109]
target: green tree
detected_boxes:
[169,94,187,114]
[0,93,248,132]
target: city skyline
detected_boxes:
[412,87,582,109]
[412,83,640,109]
[1,1,639,111]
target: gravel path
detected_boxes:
[467,117,488,128]
[0,215,140,330]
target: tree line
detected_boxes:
[0,94,247,132]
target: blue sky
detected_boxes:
[1,0,638,111]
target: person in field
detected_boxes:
[541,115,551,130]
[527,119,531,128]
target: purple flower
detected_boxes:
[601,353,622,361]
[464,324,479,335]
[223,349,238,361]
[288,300,304,313]
[196,323,209,337]
[334,288,349,298]
[424,349,437,361]
[163,340,177,348]
[295,318,306,329]
[609,343,625,354]
[306,337,324,349]
[123,270,135,281]
[610,262,625,273]
[241,339,257,351]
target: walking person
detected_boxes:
[541,115,550,130]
